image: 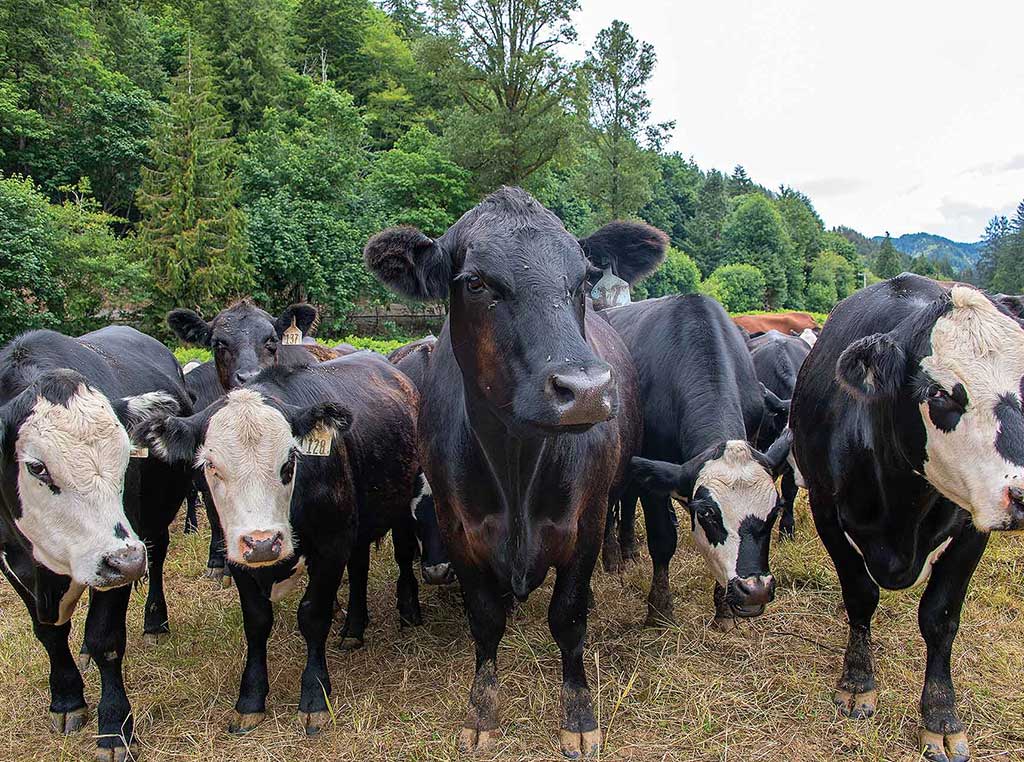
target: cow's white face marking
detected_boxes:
[14,385,146,586]
[690,441,778,586]
[919,287,1024,531]
[200,389,297,566]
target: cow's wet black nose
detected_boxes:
[100,545,147,585]
[545,364,616,426]
[240,531,284,564]
[233,369,258,386]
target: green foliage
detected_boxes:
[136,38,253,323]
[633,247,700,299]
[806,250,856,312]
[686,169,729,276]
[172,334,408,364]
[989,201,1024,294]
[0,176,66,342]
[700,263,766,312]
[873,232,903,280]
[820,230,860,265]
[775,188,823,308]
[721,193,792,308]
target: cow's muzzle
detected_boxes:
[726,574,776,617]
[239,531,285,565]
[422,562,457,586]
[1005,486,1024,530]
[543,363,616,427]
[98,544,148,587]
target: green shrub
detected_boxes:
[633,246,701,299]
[700,263,766,312]
[171,334,410,365]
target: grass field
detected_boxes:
[1,496,1022,761]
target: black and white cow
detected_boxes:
[0,327,191,760]
[791,273,1024,762]
[748,329,810,538]
[602,295,793,629]
[386,336,456,586]
[139,353,420,734]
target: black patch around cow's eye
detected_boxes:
[693,496,728,546]
[927,384,966,433]
[26,461,59,494]
[994,392,1024,466]
[113,522,128,540]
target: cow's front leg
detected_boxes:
[339,541,370,650]
[918,529,987,762]
[183,483,200,534]
[639,492,677,625]
[457,577,506,754]
[229,569,273,734]
[297,557,345,735]
[142,526,170,644]
[601,500,622,573]
[200,482,230,586]
[550,551,601,759]
[392,517,423,626]
[778,466,798,540]
[84,586,136,761]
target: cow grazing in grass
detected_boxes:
[791,274,1024,762]
[140,353,419,735]
[365,187,656,757]
[602,295,793,630]
[387,336,455,586]
[747,329,810,538]
[0,327,191,760]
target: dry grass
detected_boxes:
[1,496,1022,761]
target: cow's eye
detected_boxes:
[280,450,297,485]
[26,461,51,483]
[465,274,486,294]
[205,461,221,480]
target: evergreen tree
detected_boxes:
[991,201,1024,294]
[200,0,291,135]
[976,214,1010,289]
[874,232,902,279]
[583,20,672,220]
[136,36,252,320]
[686,169,729,276]
[729,164,753,196]
[775,187,823,308]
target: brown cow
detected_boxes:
[733,311,819,335]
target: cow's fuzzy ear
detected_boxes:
[288,402,353,439]
[135,412,204,465]
[836,332,906,399]
[579,221,668,286]
[761,383,791,417]
[113,391,184,430]
[629,456,700,500]
[275,304,318,339]
[364,226,451,301]
[167,309,212,347]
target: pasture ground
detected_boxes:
[0,496,1022,761]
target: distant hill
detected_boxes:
[869,232,982,272]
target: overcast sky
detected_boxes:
[570,0,1024,241]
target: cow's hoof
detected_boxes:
[712,615,739,632]
[921,729,970,762]
[778,525,796,541]
[95,742,139,762]
[299,710,331,736]
[142,631,169,646]
[339,635,364,651]
[833,688,877,719]
[643,606,675,628]
[204,565,224,581]
[621,545,641,565]
[457,726,499,754]
[399,607,423,628]
[228,711,265,734]
[50,706,89,734]
[559,728,601,759]
[77,651,93,672]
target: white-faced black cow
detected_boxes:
[748,329,810,538]
[791,274,1024,762]
[0,327,191,760]
[168,302,337,582]
[602,295,793,630]
[139,353,419,734]
[364,188,657,757]
[386,336,456,586]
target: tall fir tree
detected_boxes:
[728,164,753,196]
[976,214,1011,289]
[136,35,252,320]
[685,169,729,276]
[991,201,1024,294]
[874,232,902,279]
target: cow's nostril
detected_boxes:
[240,531,284,564]
[548,375,577,405]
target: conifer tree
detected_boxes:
[874,232,902,279]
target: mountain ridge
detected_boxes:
[869,232,982,272]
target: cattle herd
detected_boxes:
[1,187,1022,762]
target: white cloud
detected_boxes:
[571,0,1024,241]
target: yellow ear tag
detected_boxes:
[299,424,332,457]
[282,317,302,346]
[130,445,149,458]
